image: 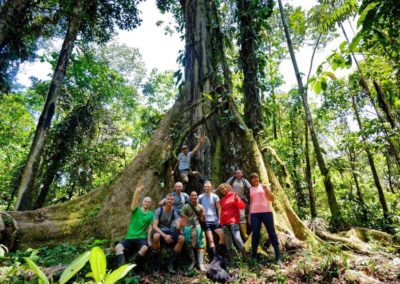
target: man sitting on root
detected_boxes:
[115,185,154,270]
[159,182,189,216]
[198,181,228,260]
[152,193,185,274]
[181,191,207,272]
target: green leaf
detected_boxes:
[314,80,322,94]
[104,264,135,284]
[323,71,337,80]
[59,251,90,284]
[357,2,379,28]
[90,247,107,283]
[23,257,49,284]
[349,31,363,51]
[339,41,347,53]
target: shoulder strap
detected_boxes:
[188,202,202,221]
[229,176,236,186]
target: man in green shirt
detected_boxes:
[115,185,154,267]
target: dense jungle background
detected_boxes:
[1,0,400,283]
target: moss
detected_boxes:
[211,136,221,186]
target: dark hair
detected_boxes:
[249,172,259,179]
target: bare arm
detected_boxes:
[191,136,206,155]
[216,200,221,221]
[131,185,144,211]
[147,225,152,245]
[263,183,274,202]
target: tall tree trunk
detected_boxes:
[237,0,263,137]
[0,0,32,48]
[385,151,395,194]
[1,0,314,249]
[15,0,85,211]
[277,0,345,230]
[304,120,317,218]
[351,95,390,222]
[347,148,368,222]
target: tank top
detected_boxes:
[249,184,271,214]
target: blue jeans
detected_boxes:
[250,212,279,257]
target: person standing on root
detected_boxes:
[226,169,251,242]
[198,181,227,260]
[180,191,207,272]
[172,136,206,190]
[115,185,154,269]
[152,193,185,274]
[248,173,281,264]
[218,183,247,260]
[159,182,190,216]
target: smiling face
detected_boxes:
[218,183,231,196]
[190,191,198,205]
[203,181,212,194]
[250,175,260,186]
[175,182,183,193]
[166,194,174,207]
[142,197,152,209]
[234,169,243,180]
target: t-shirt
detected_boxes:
[125,207,154,239]
[198,193,219,223]
[154,207,179,233]
[178,152,193,171]
[226,176,251,201]
[249,185,271,214]
[181,203,205,226]
[220,191,245,225]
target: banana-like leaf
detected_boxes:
[89,246,107,283]
[104,264,136,284]
[59,251,90,284]
[23,257,49,284]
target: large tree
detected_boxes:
[1,0,314,249]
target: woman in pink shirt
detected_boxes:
[248,173,281,264]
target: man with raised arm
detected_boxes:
[172,136,206,189]
[180,191,207,272]
[152,193,185,274]
[115,185,154,269]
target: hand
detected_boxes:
[171,170,175,176]
[180,215,188,226]
[234,194,238,201]
[199,136,206,144]
[136,184,144,192]
[164,235,173,244]
[262,183,271,191]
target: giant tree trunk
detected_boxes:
[15,0,85,211]
[1,0,313,249]
[277,0,346,230]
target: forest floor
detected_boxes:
[1,240,399,283]
[137,247,400,284]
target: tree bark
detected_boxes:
[351,95,390,222]
[15,0,85,211]
[277,0,345,230]
[0,0,32,49]
[304,120,317,218]
[1,0,314,249]
[237,0,263,137]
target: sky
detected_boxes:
[16,0,357,94]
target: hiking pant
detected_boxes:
[250,212,279,256]
[223,224,244,253]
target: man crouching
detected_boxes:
[152,193,185,273]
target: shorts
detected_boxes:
[205,221,222,231]
[119,238,148,253]
[158,230,182,246]
[183,225,204,249]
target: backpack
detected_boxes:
[157,207,176,229]
[229,177,250,203]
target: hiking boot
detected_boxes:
[239,224,249,242]
[167,251,180,274]
[273,244,282,266]
[197,250,207,272]
[207,246,217,261]
[187,247,196,270]
[152,250,161,274]
[116,254,125,267]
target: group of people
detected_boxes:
[115,170,282,274]
[115,137,281,274]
